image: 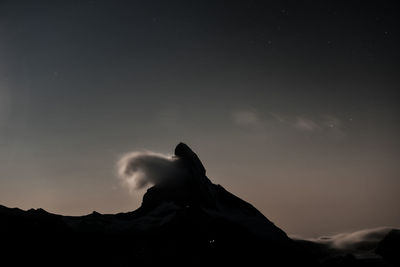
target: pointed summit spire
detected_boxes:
[174,142,206,177]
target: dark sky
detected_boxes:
[0,0,399,237]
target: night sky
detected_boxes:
[1,1,399,237]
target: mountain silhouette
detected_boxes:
[0,143,398,266]
[376,229,400,265]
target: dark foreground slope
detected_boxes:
[0,143,398,266]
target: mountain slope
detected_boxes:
[0,143,301,266]
[1,143,396,266]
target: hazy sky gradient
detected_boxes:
[1,1,399,237]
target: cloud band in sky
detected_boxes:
[294,227,395,251]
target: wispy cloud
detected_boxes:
[232,109,260,126]
[270,112,345,136]
[320,115,342,129]
[294,117,322,132]
[293,227,395,251]
[233,110,346,138]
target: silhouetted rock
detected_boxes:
[376,229,400,265]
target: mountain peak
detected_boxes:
[139,143,290,242]
[140,143,216,211]
[174,142,206,177]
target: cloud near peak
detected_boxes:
[117,151,185,190]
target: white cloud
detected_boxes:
[294,227,395,251]
[117,151,186,190]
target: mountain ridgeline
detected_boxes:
[0,143,398,266]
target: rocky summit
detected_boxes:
[0,143,398,266]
